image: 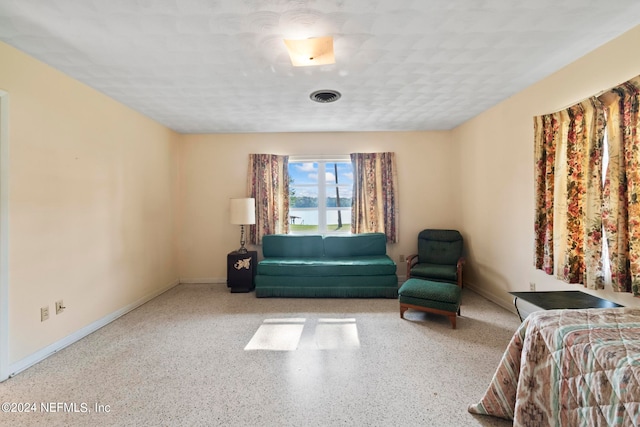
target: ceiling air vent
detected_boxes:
[310,89,341,103]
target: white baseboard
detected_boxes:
[6,279,181,379]
[464,281,518,315]
[179,277,226,284]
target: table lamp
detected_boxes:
[230,198,256,253]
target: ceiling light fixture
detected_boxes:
[283,36,335,67]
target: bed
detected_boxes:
[468,307,640,426]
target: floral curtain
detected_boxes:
[247,154,289,245]
[603,77,640,296]
[533,112,561,274]
[350,152,398,243]
[534,99,606,290]
[534,74,640,297]
[558,99,606,289]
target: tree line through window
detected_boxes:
[288,159,353,234]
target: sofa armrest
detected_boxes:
[406,254,419,278]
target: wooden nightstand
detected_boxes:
[227,251,257,293]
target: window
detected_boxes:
[288,156,353,235]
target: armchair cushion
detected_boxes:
[410,263,457,282]
[417,229,463,265]
[409,229,464,286]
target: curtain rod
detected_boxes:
[289,154,351,162]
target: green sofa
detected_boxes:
[255,233,398,298]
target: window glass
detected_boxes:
[289,159,352,234]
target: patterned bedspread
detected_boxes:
[468,308,640,426]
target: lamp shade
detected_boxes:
[230,198,256,225]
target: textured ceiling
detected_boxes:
[1,1,640,134]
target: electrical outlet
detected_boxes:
[41,306,49,322]
[55,300,65,315]
[399,254,405,262]
[529,282,536,291]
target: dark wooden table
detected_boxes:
[509,290,623,321]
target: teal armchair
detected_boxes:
[406,229,465,287]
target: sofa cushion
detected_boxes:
[323,233,387,257]
[262,234,324,258]
[255,275,399,298]
[257,256,396,277]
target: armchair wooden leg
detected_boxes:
[400,304,408,319]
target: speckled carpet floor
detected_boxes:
[0,284,519,426]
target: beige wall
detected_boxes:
[178,131,459,281]
[0,41,180,364]
[4,23,640,369]
[454,25,640,309]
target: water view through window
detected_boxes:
[289,160,353,234]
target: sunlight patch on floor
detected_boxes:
[315,318,360,349]
[244,318,305,351]
[245,318,360,351]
